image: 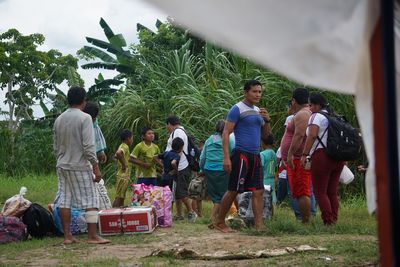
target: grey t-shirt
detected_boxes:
[53,108,98,171]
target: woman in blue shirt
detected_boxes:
[200,120,235,225]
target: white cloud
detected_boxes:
[0,0,167,118]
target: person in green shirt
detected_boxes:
[112,129,133,208]
[129,127,161,186]
[260,134,278,204]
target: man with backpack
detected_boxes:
[165,115,197,222]
[53,87,110,244]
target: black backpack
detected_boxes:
[317,112,362,161]
[22,203,57,239]
[172,127,201,172]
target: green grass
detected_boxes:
[0,174,378,266]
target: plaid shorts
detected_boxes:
[56,168,99,209]
[96,179,112,210]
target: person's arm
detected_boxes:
[259,107,271,138]
[129,144,151,169]
[129,157,152,169]
[199,140,207,172]
[115,149,127,173]
[153,155,163,168]
[229,134,235,155]
[287,111,309,169]
[301,124,319,167]
[95,125,107,163]
[53,123,58,156]
[169,159,179,176]
[82,115,101,181]
[274,155,279,185]
[97,151,107,164]
[222,122,235,173]
[82,116,98,165]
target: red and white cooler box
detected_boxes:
[98,206,156,235]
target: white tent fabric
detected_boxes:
[147,0,380,212]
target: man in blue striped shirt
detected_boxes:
[214,80,271,233]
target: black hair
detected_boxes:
[292,88,309,105]
[215,120,225,135]
[120,129,133,141]
[172,137,184,152]
[261,133,274,146]
[67,87,86,106]
[166,115,180,126]
[141,126,153,137]
[309,92,328,108]
[83,102,99,120]
[243,80,262,92]
[309,92,335,114]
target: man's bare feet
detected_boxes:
[87,235,111,244]
[63,237,80,245]
[213,222,236,233]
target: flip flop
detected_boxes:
[87,238,111,244]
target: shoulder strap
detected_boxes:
[313,112,329,152]
[172,127,187,139]
[172,127,190,158]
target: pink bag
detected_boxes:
[131,184,172,227]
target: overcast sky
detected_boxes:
[0,0,167,118]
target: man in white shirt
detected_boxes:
[165,115,197,222]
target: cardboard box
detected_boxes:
[98,207,156,235]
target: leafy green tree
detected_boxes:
[0,28,81,165]
[0,29,81,128]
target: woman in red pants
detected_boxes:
[300,93,344,225]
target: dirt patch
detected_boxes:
[0,226,377,266]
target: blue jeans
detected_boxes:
[288,182,317,219]
[277,178,289,203]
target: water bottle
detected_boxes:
[190,148,195,157]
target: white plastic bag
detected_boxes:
[339,165,355,185]
[1,187,32,217]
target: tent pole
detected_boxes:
[371,0,400,265]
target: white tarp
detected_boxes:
[146,0,381,212]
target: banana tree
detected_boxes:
[77,18,137,101]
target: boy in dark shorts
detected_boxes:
[155,137,184,191]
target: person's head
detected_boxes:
[287,99,295,115]
[67,86,87,109]
[166,115,181,133]
[120,129,133,145]
[261,133,274,148]
[215,120,225,135]
[309,92,328,113]
[83,102,99,122]
[243,80,262,105]
[291,88,309,110]
[171,137,184,153]
[141,126,155,142]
